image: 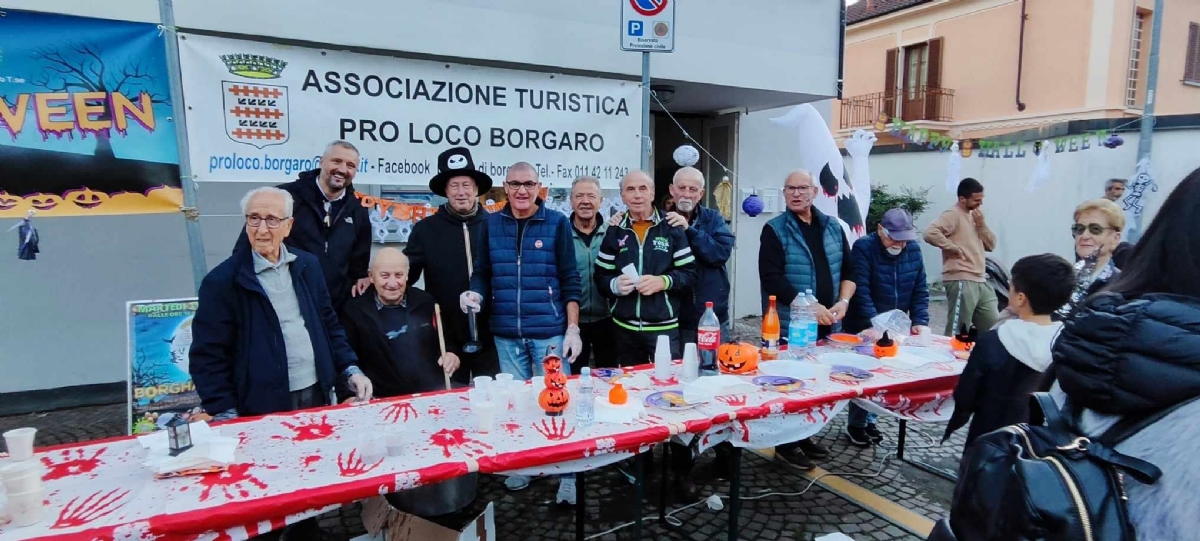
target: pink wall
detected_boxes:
[1151,1,1200,115]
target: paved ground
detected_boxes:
[1,298,962,540]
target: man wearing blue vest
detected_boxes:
[758,169,856,471]
[460,161,583,500]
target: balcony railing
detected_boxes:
[839,86,955,130]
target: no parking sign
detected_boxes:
[621,0,675,52]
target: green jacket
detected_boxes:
[571,218,610,323]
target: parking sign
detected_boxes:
[621,0,674,52]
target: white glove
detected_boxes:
[563,327,583,363]
[460,291,482,313]
[612,276,636,296]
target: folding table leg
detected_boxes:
[633,453,645,540]
[576,471,586,541]
[659,443,669,524]
[727,446,743,541]
[897,420,908,460]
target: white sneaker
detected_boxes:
[556,477,577,505]
[504,474,532,491]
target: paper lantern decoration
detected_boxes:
[742,193,764,217]
[673,145,700,167]
[717,342,760,374]
[1103,134,1125,149]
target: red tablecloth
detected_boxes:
[0,341,963,541]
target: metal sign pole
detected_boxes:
[641,51,651,171]
[158,0,208,292]
[1127,0,1164,244]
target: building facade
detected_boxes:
[834,0,1200,141]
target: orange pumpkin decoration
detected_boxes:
[539,386,570,416]
[718,342,760,375]
[608,383,628,405]
[545,370,568,390]
[542,355,563,374]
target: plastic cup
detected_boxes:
[0,461,42,492]
[473,376,494,399]
[475,401,496,433]
[3,428,37,461]
[385,430,407,457]
[495,373,515,385]
[915,329,933,347]
[513,384,535,414]
[6,487,44,527]
[681,343,700,383]
[359,433,386,463]
[468,388,488,410]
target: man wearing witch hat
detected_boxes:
[405,147,499,382]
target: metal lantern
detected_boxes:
[166,416,193,456]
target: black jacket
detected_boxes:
[190,247,359,416]
[594,209,698,332]
[338,286,446,400]
[234,170,371,310]
[404,204,491,350]
[943,326,1052,448]
[1053,292,1200,415]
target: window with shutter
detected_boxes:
[925,38,944,120]
[885,48,899,118]
[1186,22,1200,84]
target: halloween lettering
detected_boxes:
[0,91,158,140]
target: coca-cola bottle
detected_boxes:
[697,302,721,376]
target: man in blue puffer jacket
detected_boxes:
[844,209,930,446]
[461,162,583,498]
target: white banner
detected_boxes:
[178,34,642,188]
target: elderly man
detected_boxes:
[192,187,373,419]
[667,167,735,344]
[338,248,478,522]
[406,147,498,383]
[234,140,372,311]
[460,161,583,498]
[595,170,699,499]
[759,169,855,470]
[1104,177,1127,202]
[924,178,998,336]
[844,209,930,446]
[568,175,615,372]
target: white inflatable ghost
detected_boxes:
[771,104,873,242]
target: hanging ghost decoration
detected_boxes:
[946,142,963,195]
[1025,140,1052,194]
[771,104,871,241]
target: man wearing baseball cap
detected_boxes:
[844,208,931,446]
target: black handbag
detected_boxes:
[947,392,1196,541]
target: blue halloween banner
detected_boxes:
[0,8,181,218]
[126,299,202,435]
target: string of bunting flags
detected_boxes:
[872,115,1127,158]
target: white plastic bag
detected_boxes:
[870,309,912,342]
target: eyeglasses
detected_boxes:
[783,186,814,194]
[246,214,289,229]
[1071,223,1115,236]
[505,181,539,192]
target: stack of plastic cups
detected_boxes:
[654,335,673,381]
[494,373,516,414]
[681,343,700,383]
[468,388,496,433]
[2,427,45,527]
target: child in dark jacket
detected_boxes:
[942,254,1074,449]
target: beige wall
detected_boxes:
[835,0,1200,138]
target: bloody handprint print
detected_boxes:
[337,449,384,477]
[716,394,748,407]
[429,428,494,458]
[382,402,418,423]
[197,463,275,501]
[273,415,337,442]
[51,488,130,529]
[534,417,577,441]
[41,447,106,481]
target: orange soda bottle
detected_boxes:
[762,295,780,360]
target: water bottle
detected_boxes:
[788,293,809,358]
[576,367,595,427]
[805,290,819,354]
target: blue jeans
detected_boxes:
[494,336,568,380]
[848,403,877,428]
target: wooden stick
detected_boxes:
[434,303,452,390]
[463,224,475,276]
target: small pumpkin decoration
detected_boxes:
[538,346,570,416]
[64,187,109,209]
[717,342,760,375]
[0,192,23,212]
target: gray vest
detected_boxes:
[762,211,844,329]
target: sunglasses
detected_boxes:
[1071,223,1116,236]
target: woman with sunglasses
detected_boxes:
[1054,198,1124,320]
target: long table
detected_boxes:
[0,340,962,541]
